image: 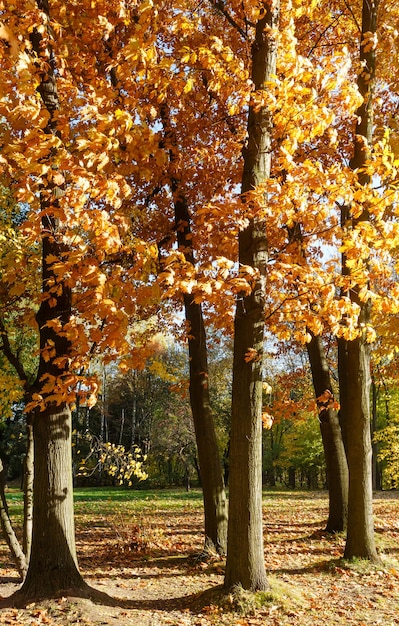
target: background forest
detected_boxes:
[2,333,398,492]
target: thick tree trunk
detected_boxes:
[13,0,89,600]
[18,405,86,599]
[306,334,348,532]
[338,0,380,561]
[286,222,348,530]
[176,198,228,554]
[339,336,378,559]
[224,0,279,591]
[225,301,267,589]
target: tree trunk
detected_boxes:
[285,220,348,531]
[160,106,228,555]
[131,372,137,447]
[183,289,228,554]
[15,0,88,599]
[224,0,279,591]
[18,405,86,599]
[306,334,348,532]
[371,377,382,491]
[264,428,277,487]
[288,468,296,490]
[22,417,34,561]
[338,0,380,561]
[119,409,125,446]
[339,337,378,559]
[0,459,27,580]
[174,191,228,554]
[175,201,228,555]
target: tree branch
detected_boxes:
[0,317,30,390]
[342,0,362,34]
[209,0,248,39]
[307,14,343,56]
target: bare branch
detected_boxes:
[342,0,362,34]
[306,14,343,56]
[209,0,248,40]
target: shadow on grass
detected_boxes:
[270,557,342,577]
[375,526,399,535]
[79,552,226,582]
[262,490,328,500]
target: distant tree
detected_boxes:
[149,405,198,489]
[0,458,27,579]
[262,361,325,489]
[277,414,325,489]
[74,346,198,489]
[208,337,233,483]
[307,334,348,532]
[373,380,399,490]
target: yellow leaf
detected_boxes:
[183,78,194,93]
[52,172,65,186]
[244,348,261,363]
[9,283,25,297]
[262,412,274,429]
[0,21,18,56]
[45,254,59,264]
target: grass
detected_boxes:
[5,485,204,518]
[2,487,399,625]
[224,576,307,616]
[73,486,203,502]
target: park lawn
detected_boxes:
[0,488,399,625]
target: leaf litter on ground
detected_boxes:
[0,488,399,625]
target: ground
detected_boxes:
[1,489,399,625]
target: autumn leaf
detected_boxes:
[262,412,274,429]
[244,348,261,363]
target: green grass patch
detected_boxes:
[3,488,24,521]
[3,486,205,538]
[223,576,306,616]
[73,486,203,503]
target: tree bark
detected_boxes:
[371,378,382,491]
[160,104,228,554]
[18,405,86,598]
[0,342,31,574]
[182,289,228,554]
[306,334,348,532]
[0,459,27,580]
[338,0,380,561]
[224,0,279,591]
[285,223,348,531]
[22,417,34,561]
[174,192,228,554]
[174,193,228,554]
[339,335,377,559]
[15,0,88,599]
